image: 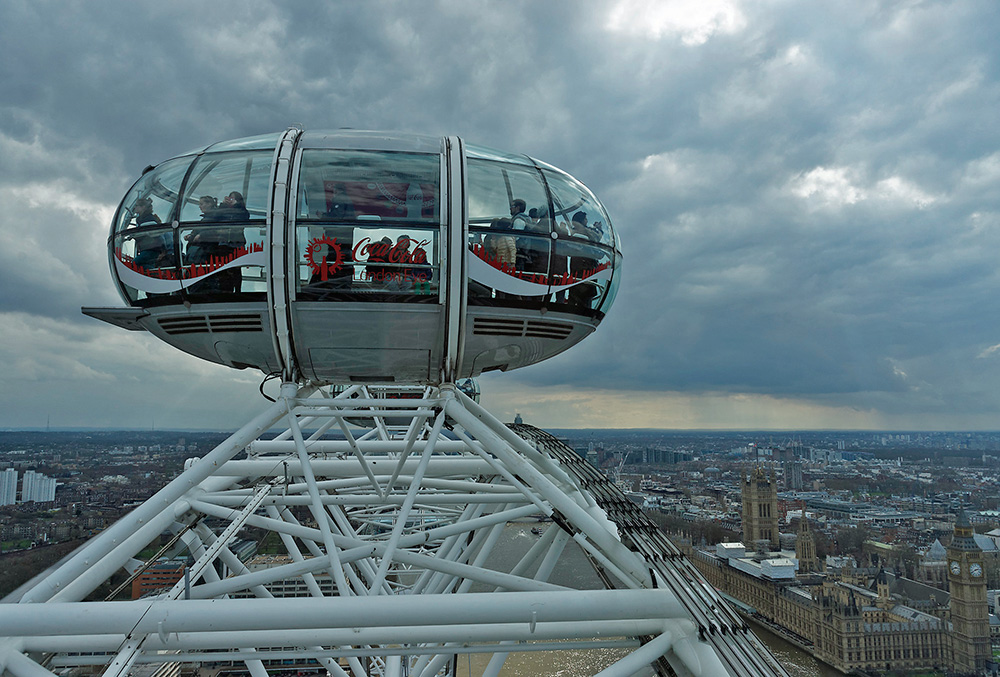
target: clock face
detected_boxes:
[970,563,983,577]
[950,560,961,575]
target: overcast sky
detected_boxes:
[2,0,1000,431]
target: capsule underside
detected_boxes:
[85,130,622,384]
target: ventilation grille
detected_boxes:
[473,317,573,340]
[159,314,263,336]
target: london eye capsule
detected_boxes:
[84,129,622,384]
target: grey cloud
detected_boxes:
[3,0,1000,428]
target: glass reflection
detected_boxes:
[542,169,614,248]
[115,157,191,234]
[554,240,612,310]
[112,228,181,304]
[178,152,271,222]
[179,225,260,296]
[467,159,548,233]
[297,150,439,224]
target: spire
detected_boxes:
[949,511,981,553]
[875,567,892,610]
[875,567,888,586]
[956,510,972,529]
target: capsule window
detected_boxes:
[165,151,272,301]
[177,152,272,223]
[294,150,440,302]
[551,240,614,311]
[296,150,439,224]
[542,169,615,249]
[467,159,549,233]
[296,224,438,301]
[114,157,190,234]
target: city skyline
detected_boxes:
[2,2,1000,431]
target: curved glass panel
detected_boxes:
[296,150,439,224]
[465,158,615,314]
[552,240,613,311]
[467,228,552,304]
[542,169,615,249]
[178,224,265,297]
[467,158,550,234]
[169,151,272,300]
[114,157,191,234]
[465,143,533,166]
[112,227,181,304]
[112,151,273,304]
[599,252,623,314]
[203,132,283,153]
[178,152,272,222]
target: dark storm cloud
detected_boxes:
[506,0,1000,420]
[2,0,1000,428]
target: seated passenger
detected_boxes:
[198,195,219,220]
[509,199,531,231]
[570,211,594,240]
[569,210,605,242]
[485,218,516,271]
[186,193,247,294]
[216,191,250,221]
[131,197,173,272]
[134,196,161,227]
[568,212,599,309]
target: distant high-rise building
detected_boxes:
[0,468,17,506]
[783,460,803,491]
[21,470,57,503]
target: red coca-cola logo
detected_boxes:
[353,236,429,265]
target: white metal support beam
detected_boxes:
[1,384,787,677]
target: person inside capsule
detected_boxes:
[131,197,173,273]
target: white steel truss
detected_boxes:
[0,384,786,677]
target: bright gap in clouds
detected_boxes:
[788,166,937,210]
[606,0,746,45]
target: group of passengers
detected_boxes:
[185,191,248,293]
[128,191,250,294]
[479,198,605,308]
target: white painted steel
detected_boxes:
[266,127,302,380]
[1,385,784,677]
[441,136,467,382]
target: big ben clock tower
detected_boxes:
[947,511,990,674]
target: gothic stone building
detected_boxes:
[692,485,991,674]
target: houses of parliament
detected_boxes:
[689,466,993,675]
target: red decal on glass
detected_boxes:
[305,236,345,281]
